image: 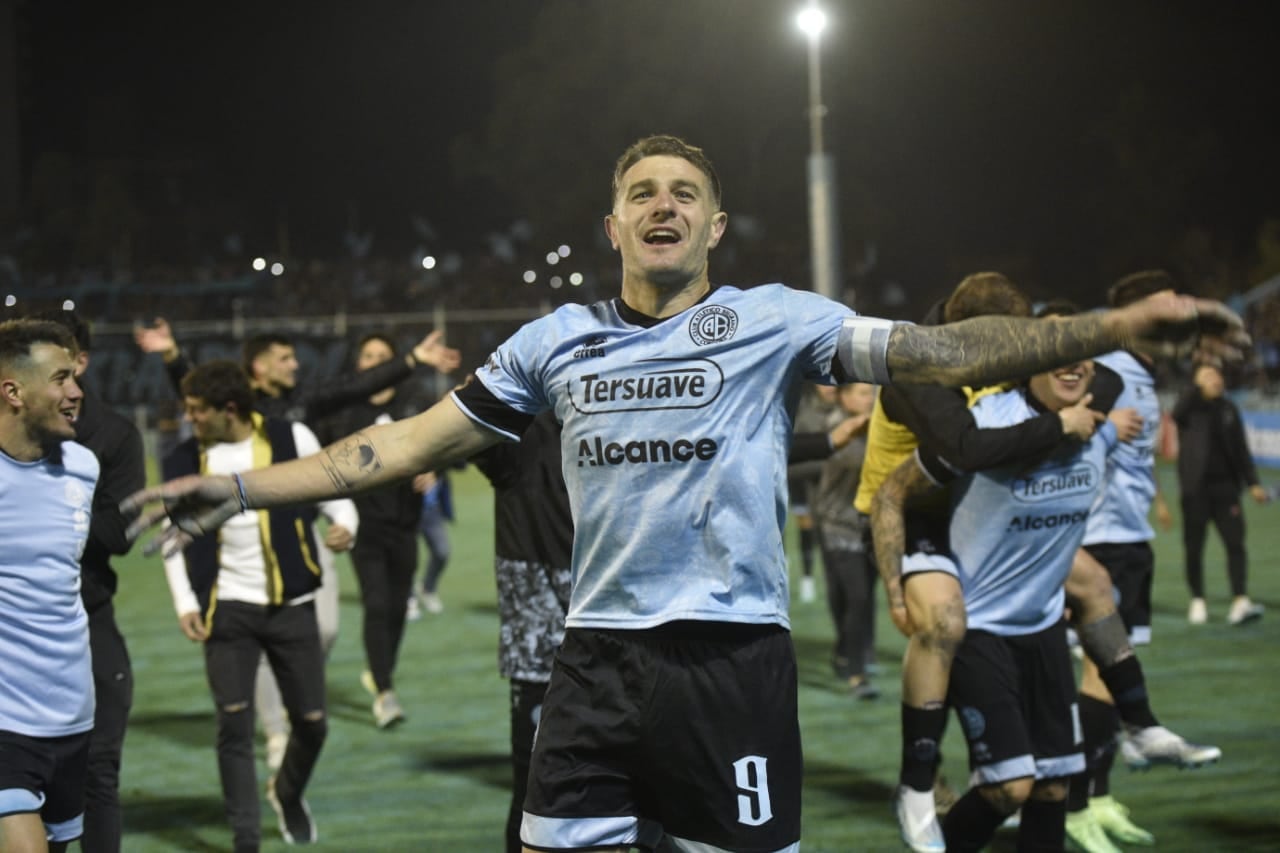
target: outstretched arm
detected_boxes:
[882,291,1244,387]
[125,395,501,556]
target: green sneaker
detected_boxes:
[1066,807,1123,853]
[1091,795,1155,845]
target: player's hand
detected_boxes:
[122,475,241,558]
[133,318,181,362]
[412,471,437,494]
[1249,484,1270,504]
[177,611,208,642]
[413,330,462,373]
[828,414,870,450]
[324,524,354,552]
[1108,407,1143,443]
[1116,290,1248,363]
[1058,393,1104,441]
[885,580,915,637]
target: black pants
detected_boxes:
[351,525,419,692]
[1182,483,1249,597]
[204,600,327,849]
[81,603,133,853]
[507,678,548,853]
[819,543,876,678]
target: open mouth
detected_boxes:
[643,228,681,246]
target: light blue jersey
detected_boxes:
[1084,350,1160,545]
[456,284,883,630]
[944,388,1118,636]
[0,442,99,737]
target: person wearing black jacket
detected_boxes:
[37,310,146,853]
[1173,363,1269,626]
[469,410,574,853]
[134,318,460,426]
[313,333,431,729]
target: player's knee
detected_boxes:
[292,710,328,746]
[979,777,1034,814]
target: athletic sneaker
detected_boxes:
[1090,795,1155,845]
[405,595,423,622]
[1066,808,1123,853]
[1187,597,1207,625]
[895,785,945,853]
[1228,598,1264,626]
[799,575,816,604]
[267,774,317,844]
[373,691,406,730]
[421,591,444,614]
[1121,724,1221,770]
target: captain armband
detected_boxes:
[837,316,899,385]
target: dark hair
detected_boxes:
[29,309,91,353]
[0,319,77,371]
[612,135,722,208]
[180,360,256,419]
[1035,299,1082,319]
[356,332,397,359]
[943,272,1031,323]
[242,334,294,373]
[1108,270,1176,308]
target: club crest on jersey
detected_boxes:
[689,304,738,346]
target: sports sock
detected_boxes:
[900,703,947,791]
[1017,796,1067,852]
[1068,693,1120,810]
[941,788,1005,852]
[1098,655,1158,729]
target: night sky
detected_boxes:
[14,0,1280,307]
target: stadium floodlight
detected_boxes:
[270,262,285,276]
[422,255,437,270]
[62,299,75,310]
[569,272,584,286]
[252,257,267,271]
[4,295,15,307]
[545,252,560,265]
[523,270,537,284]
[550,276,564,289]
[557,244,571,258]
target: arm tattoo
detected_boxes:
[869,457,939,601]
[885,313,1113,387]
[319,431,384,493]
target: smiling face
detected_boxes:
[604,154,728,292]
[1028,360,1095,411]
[183,396,239,444]
[252,343,299,394]
[4,342,83,452]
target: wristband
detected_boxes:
[231,472,250,512]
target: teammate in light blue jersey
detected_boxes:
[128,136,1246,853]
[1068,272,1220,853]
[0,319,98,851]
[875,355,1117,852]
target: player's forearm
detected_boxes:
[885,310,1123,386]
[870,458,938,600]
[241,397,497,508]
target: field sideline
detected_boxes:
[112,464,1280,851]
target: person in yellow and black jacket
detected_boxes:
[161,361,357,853]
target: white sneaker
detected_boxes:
[421,592,444,614]
[405,595,422,622]
[373,690,406,729]
[1187,598,1207,625]
[895,785,945,853]
[1121,724,1221,770]
[799,575,816,604]
[1228,598,1264,626]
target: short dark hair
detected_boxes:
[356,332,397,358]
[29,309,91,353]
[944,272,1031,323]
[180,360,256,419]
[0,319,77,372]
[1108,270,1176,308]
[1035,299,1082,319]
[242,334,294,373]
[612,135,722,208]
